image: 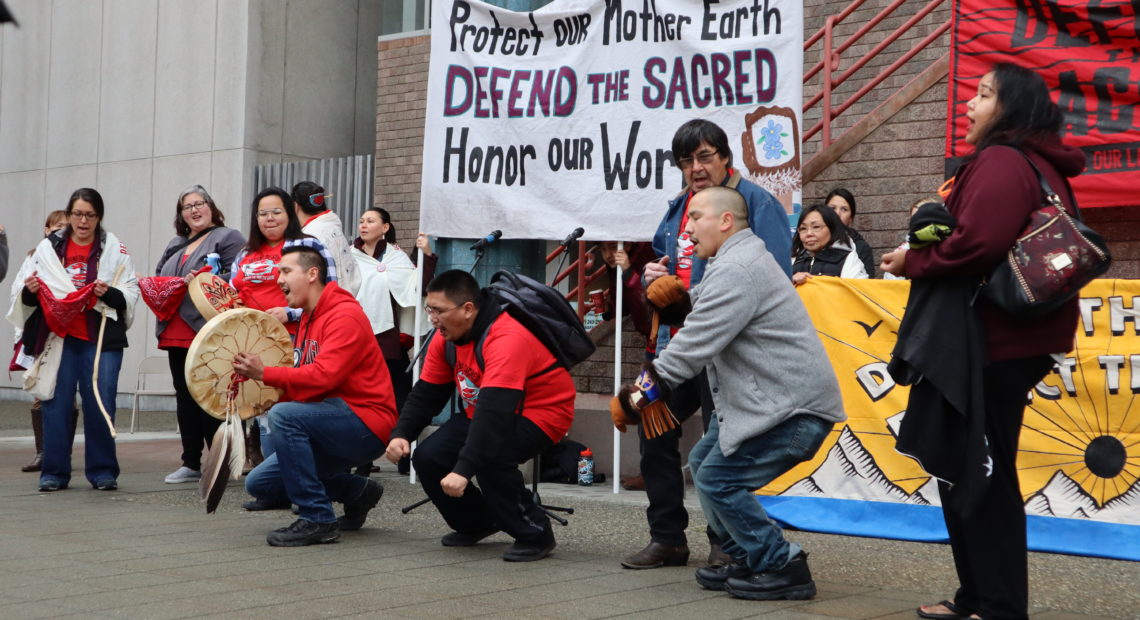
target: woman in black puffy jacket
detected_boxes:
[790,204,868,286]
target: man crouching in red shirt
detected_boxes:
[385,270,575,562]
[233,246,397,546]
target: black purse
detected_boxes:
[981,152,1111,318]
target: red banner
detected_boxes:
[948,0,1140,208]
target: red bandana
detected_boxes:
[139,276,189,322]
[35,278,98,337]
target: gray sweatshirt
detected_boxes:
[654,229,846,456]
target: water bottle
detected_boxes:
[577,448,594,486]
[205,252,221,275]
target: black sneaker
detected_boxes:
[724,551,817,601]
[94,479,118,491]
[266,518,340,547]
[38,479,66,492]
[695,557,750,590]
[502,535,556,562]
[339,479,384,531]
[440,527,499,547]
[243,497,291,511]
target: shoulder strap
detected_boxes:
[1012,150,1081,221]
[157,226,218,271]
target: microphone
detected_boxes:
[559,227,585,248]
[470,230,502,251]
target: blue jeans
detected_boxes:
[689,415,832,573]
[41,337,123,487]
[244,399,384,524]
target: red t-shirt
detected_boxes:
[420,314,576,442]
[63,239,93,340]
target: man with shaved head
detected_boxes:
[615,186,846,600]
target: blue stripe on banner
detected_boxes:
[756,496,1140,562]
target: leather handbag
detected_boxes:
[982,151,1111,319]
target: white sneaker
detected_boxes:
[165,466,202,484]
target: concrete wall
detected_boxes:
[0,0,381,400]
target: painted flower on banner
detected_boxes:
[758,119,789,160]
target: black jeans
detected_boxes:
[412,414,554,543]
[638,369,718,547]
[941,355,1054,620]
[167,347,222,470]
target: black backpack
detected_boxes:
[445,270,596,374]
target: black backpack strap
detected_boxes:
[1013,150,1081,221]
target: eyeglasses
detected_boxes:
[798,224,827,233]
[677,150,719,170]
[425,304,461,318]
[257,209,286,218]
[69,211,99,221]
[181,201,208,213]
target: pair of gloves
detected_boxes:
[610,361,680,439]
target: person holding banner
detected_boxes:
[630,119,792,570]
[6,188,140,493]
[881,63,1083,620]
[615,186,844,600]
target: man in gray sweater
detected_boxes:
[617,186,846,600]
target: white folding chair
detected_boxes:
[131,355,177,433]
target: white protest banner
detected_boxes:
[420,0,804,241]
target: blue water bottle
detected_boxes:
[577,448,594,486]
[205,252,221,274]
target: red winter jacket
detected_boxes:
[905,141,1084,362]
[262,282,397,441]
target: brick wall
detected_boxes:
[376,8,1140,395]
[376,34,431,251]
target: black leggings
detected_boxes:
[167,347,223,470]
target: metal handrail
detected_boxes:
[547,241,609,320]
[804,0,950,149]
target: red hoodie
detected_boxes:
[906,141,1085,362]
[262,281,397,441]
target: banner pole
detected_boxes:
[612,242,624,494]
[410,245,424,486]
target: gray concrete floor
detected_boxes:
[0,400,1134,619]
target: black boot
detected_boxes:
[22,401,43,472]
[724,551,817,601]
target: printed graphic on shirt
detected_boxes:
[294,339,320,367]
[675,230,694,277]
[241,259,278,284]
[457,369,479,410]
[64,249,91,289]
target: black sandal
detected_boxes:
[917,600,970,620]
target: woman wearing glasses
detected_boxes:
[155,186,246,485]
[7,188,140,492]
[790,204,868,286]
[231,187,336,489]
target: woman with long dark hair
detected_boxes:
[6,188,140,492]
[790,204,868,286]
[824,188,875,276]
[155,185,246,484]
[881,63,1083,620]
[352,207,436,412]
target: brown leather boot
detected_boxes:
[21,401,43,472]
[621,541,690,569]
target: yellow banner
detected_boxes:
[762,277,1140,526]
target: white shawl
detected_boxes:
[352,245,428,337]
[6,232,140,333]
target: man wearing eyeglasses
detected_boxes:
[385,270,575,563]
[621,119,792,571]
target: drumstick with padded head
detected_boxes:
[92,264,126,438]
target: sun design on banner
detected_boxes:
[1017,286,1140,523]
[761,278,1140,527]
